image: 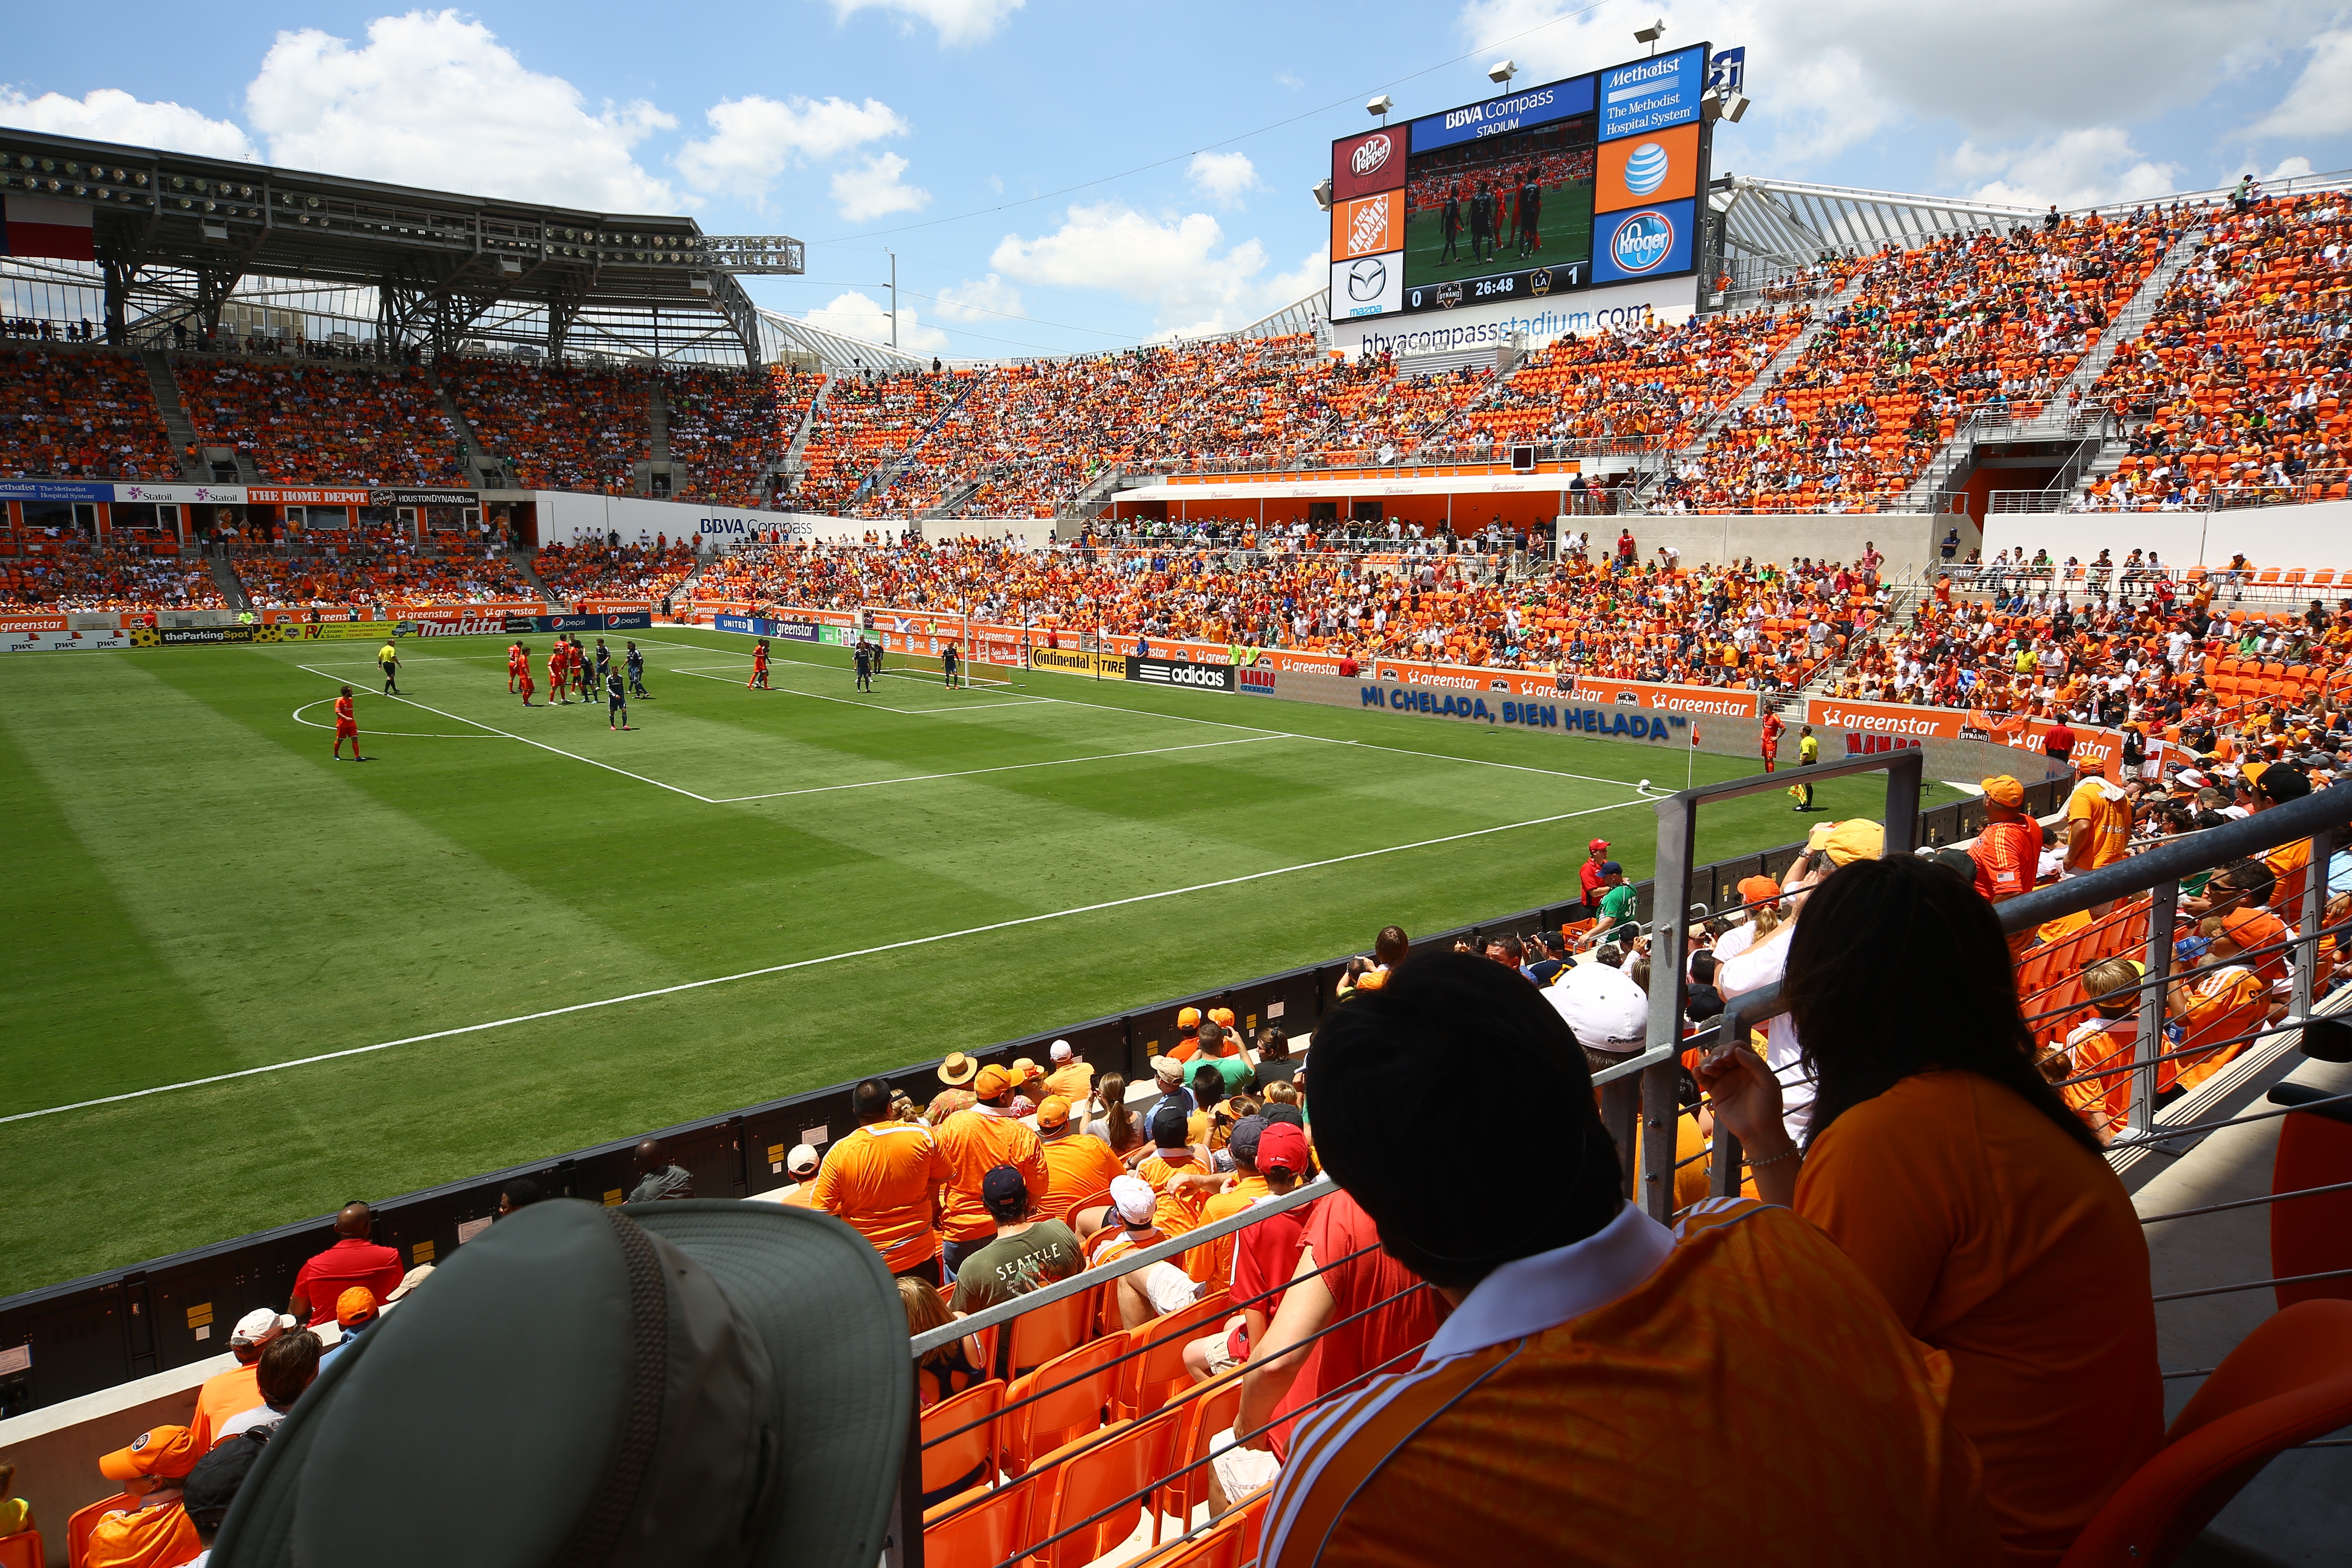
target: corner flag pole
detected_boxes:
[1688,719,1699,791]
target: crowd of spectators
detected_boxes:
[173,358,466,488]
[1666,208,2176,511]
[1468,306,1814,451]
[795,368,967,514]
[0,346,180,480]
[532,538,697,602]
[0,541,223,610]
[661,364,805,507]
[2085,192,2350,510]
[449,362,650,493]
[228,541,535,608]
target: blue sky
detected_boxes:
[6,0,2349,359]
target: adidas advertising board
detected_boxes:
[1126,656,1234,692]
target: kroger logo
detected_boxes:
[1623,141,1669,196]
[1346,197,1391,255]
[1609,210,1675,274]
[1350,134,1393,178]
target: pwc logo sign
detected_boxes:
[1332,191,1402,260]
[1591,196,1694,283]
[1330,129,1407,200]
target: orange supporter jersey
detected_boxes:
[1263,1200,1998,1568]
[812,1122,953,1270]
[932,1107,1049,1243]
[1970,819,2040,902]
[1087,1225,1164,1270]
[82,1499,200,1568]
[1189,1174,1268,1284]
[1035,1131,1125,1224]
[1795,1070,2162,1565]
[1138,1152,1211,1240]
[190,1363,263,1450]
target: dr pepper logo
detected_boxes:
[1350,134,1393,178]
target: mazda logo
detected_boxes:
[1347,257,1388,301]
[1350,134,1393,178]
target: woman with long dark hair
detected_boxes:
[1697,853,2160,1566]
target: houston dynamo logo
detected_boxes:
[1350,134,1393,178]
[1609,209,1675,274]
[1623,141,1669,195]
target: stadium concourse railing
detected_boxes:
[879,756,2352,1568]
[0,777,2052,1419]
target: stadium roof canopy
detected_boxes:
[1708,175,2041,270]
[0,127,801,363]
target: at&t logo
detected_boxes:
[1610,210,1675,274]
[1623,141,1669,195]
[1350,134,1393,178]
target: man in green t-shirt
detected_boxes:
[1596,862,1639,943]
[948,1167,1082,1314]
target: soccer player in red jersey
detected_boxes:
[332,685,365,760]
[1760,708,1784,773]
[517,646,536,706]
[506,640,523,692]
[549,641,570,704]
[748,637,770,689]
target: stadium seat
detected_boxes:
[1033,1409,1181,1568]
[1004,1288,1094,1380]
[0,1532,42,1568]
[66,1494,135,1568]
[923,1377,1007,1499]
[1001,1335,1126,1475]
[924,1479,1034,1568]
[1155,1371,1246,1529]
[1116,1292,1232,1420]
[2270,1088,2352,1309]
[1134,1490,1270,1568]
[2055,1299,2352,1567]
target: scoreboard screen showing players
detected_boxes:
[1330,43,1711,321]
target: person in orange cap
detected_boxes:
[87,1425,201,1568]
[1970,775,2043,953]
[932,1062,1049,1280]
[1174,1006,1203,1060]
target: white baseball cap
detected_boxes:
[786,1143,820,1176]
[1109,1174,1157,1227]
[232,1308,295,1349]
[1048,1039,1074,1062]
[1546,961,1649,1049]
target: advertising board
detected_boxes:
[1126,656,1235,692]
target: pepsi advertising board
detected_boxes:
[1334,43,1713,321]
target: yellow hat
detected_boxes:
[1980,775,2025,810]
[1037,1096,1073,1131]
[935,1051,978,1087]
[1822,819,1884,866]
[1177,1006,1202,1029]
[973,1064,1014,1100]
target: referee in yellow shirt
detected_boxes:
[1793,724,1821,811]
[376,639,402,696]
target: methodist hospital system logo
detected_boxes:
[1346,256,1388,304]
[1608,209,1676,274]
[1350,133,1393,178]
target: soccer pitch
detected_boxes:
[0,628,1885,1291]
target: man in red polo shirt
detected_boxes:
[1577,838,1611,921]
[287,1202,405,1327]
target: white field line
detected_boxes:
[290,698,502,739]
[1,795,1646,1125]
[665,662,1048,713]
[708,734,1293,803]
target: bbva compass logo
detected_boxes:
[1609,209,1675,274]
[1350,134,1393,178]
[1346,256,1388,302]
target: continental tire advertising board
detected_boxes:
[1126,655,1234,692]
[1029,647,1123,678]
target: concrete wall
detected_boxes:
[1608,512,1950,580]
[1983,499,2352,572]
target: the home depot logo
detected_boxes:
[1346,196,1391,254]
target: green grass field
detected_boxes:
[1400,179,1594,295]
[0,628,1890,1293]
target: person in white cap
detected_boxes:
[1544,960,1649,1066]
[770,1144,822,1208]
[190,1309,294,1448]
[1041,1038,1094,1100]
[1085,1173,1165,1271]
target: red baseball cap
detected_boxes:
[1256,1122,1310,1176]
[1588,838,1610,853]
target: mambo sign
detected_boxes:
[1364,684,1691,740]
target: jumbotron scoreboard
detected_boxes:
[1330,44,1715,322]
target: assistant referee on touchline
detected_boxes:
[377,640,402,695]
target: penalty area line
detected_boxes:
[1,793,1648,1125]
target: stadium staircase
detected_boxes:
[204,550,250,612]
[851,373,980,511]
[138,350,206,480]
[433,377,500,488]
[639,379,672,497]
[921,479,982,519]
[780,371,834,488]
[512,548,564,608]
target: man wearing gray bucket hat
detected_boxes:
[210,1197,911,1568]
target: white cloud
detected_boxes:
[828,0,1024,47]
[1275,70,1305,89]
[1455,0,2324,171]
[675,95,909,201]
[2244,27,2352,139]
[0,87,258,160]
[1949,128,2182,210]
[244,11,678,212]
[991,202,1322,337]
[1186,151,1261,207]
[932,274,1025,323]
[802,288,948,353]
[831,151,930,222]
